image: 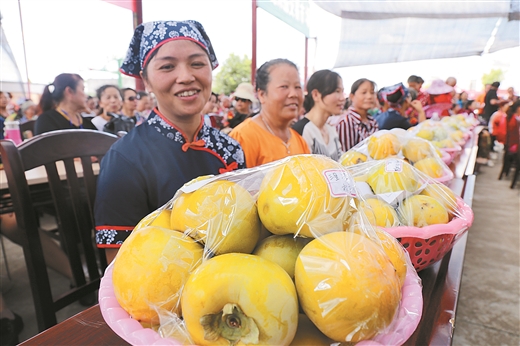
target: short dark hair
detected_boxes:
[350,78,376,95]
[255,58,298,93]
[137,91,149,100]
[303,69,342,113]
[121,88,137,99]
[96,85,122,115]
[491,81,500,88]
[408,75,422,84]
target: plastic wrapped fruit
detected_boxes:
[258,155,353,238]
[367,133,401,159]
[398,194,449,227]
[295,232,401,343]
[366,159,420,194]
[181,253,298,346]
[339,150,367,166]
[171,180,261,256]
[112,226,203,326]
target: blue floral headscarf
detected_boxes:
[378,83,409,105]
[120,20,219,78]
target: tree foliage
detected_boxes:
[481,69,504,86]
[213,54,251,95]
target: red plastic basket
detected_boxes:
[383,198,473,272]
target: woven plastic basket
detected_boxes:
[383,198,473,272]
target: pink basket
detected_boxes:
[440,150,453,165]
[383,198,474,272]
[100,259,423,346]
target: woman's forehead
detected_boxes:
[152,40,209,61]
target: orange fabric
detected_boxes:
[490,111,507,144]
[229,118,310,168]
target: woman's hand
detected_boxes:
[410,100,424,111]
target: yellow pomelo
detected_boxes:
[374,228,407,287]
[415,129,434,141]
[420,183,458,219]
[171,180,260,255]
[290,314,335,346]
[398,195,449,227]
[295,232,401,343]
[414,157,445,178]
[402,138,434,163]
[253,235,311,279]
[181,253,298,346]
[351,198,399,228]
[366,159,419,194]
[258,155,352,238]
[112,227,203,326]
[367,133,401,160]
[339,150,367,166]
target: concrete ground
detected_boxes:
[0,155,519,345]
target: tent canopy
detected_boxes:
[315,0,519,68]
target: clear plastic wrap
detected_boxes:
[340,129,454,184]
[101,154,425,345]
[345,158,474,271]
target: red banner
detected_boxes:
[101,0,136,12]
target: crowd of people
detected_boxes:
[1,18,519,346]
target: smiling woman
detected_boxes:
[93,20,245,263]
[229,58,310,168]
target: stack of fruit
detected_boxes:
[340,129,454,184]
[344,158,474,271]
[108,155,423,345]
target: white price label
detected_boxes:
[385,159,403,173]
[323,169,356,197]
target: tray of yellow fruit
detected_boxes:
[340,129,454,184]
[345,158,474,271]
[100,155,424,345]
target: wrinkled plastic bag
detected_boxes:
[102,154,424,345]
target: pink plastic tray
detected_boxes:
[100,258,423,346]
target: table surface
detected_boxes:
[0,160,100,190]
[19,127,482,346]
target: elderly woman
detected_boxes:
[229,58,309,168]
[34,73,97,134]
[292,69,344,160]
[94,20,245,262]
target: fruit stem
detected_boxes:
[200,303,259,345]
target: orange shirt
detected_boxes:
[229,118,310,168]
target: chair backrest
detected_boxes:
[0,129,118,331]
[19,120,36,139]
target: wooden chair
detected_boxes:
[0,129,118,331]
[19,120,36,139]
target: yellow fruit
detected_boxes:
[402,138,434,163]
[253,235,311,279]
[450,130,464,142]
[295,232,401,343]
[112,227,203,326]
[374,228,407,287]
[351,198,398,228]
[367,133,401,160]
[420,183,458,219]
[398,195,449,227]
[416,129,434,141]
[290,314,334,346]
[339,150,367,166]
[258,155,352,238]
[366,159,420,194]
[181,253,298,346]
[414,157,445,178]
[171,180,260,255]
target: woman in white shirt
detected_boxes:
[91,85,123,131]
[292,69,345,160]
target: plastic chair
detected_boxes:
[0,129,118,331]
